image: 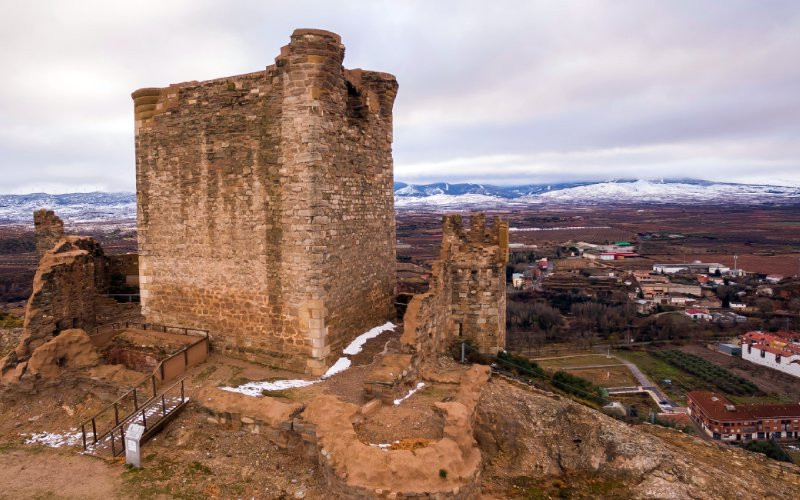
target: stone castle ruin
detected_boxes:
[0,210,134,382]
[2,30,507,387]
[401,213,509,357]
[132,29,399,374]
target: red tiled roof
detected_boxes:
[741,331,800,357]
[688,391,800,421]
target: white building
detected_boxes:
[652,262,731,275]
[511,273,524,289]
[741,331,800,378]
[685,309,712,321]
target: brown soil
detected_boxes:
[0,449,121,499]
[354,390,447,444]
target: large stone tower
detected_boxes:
[132,29,398,373]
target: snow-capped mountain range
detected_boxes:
[393,179,800,208]
[1,179,798,224]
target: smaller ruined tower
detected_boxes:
[443,214,509,354]
[33,209,64,260]
[401,213,508,357]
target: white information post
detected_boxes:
[125,423,145,468]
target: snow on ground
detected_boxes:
[23,429,83,448]
[221,378,318,397]
[342,322,396,356]
[369,441,399,449]
[321,357,351,379]
[394,382,425,405]
[222,322,396,397]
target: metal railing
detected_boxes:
[81,322,210,452]
[107,293,140,303]
[95,378,187,457]
[80,372,160,450]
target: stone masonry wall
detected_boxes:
[401,214,508,357]
[134,29,398,374]
[0,235,108,381]
[34,209,64,261]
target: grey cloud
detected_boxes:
[0,0,798,193]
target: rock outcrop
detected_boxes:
[476,378,800,498]
[4,329,99,383]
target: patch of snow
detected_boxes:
[23,429,83,448]
[369,440,400,450]
[321,357,352,379]
[221,322,396,397]
[342,322,396,356]
[221,379,318,397]
[393,382,425,405]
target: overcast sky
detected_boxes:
[1,0,799,193]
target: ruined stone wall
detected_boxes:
[134,29,397,373]
[401,214,508,357]
[1,236,107,380]
[107,253,140,287]
[33,209,64,260]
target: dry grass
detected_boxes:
[535,354,622,370]
[566,366,638,388]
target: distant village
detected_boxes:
[510,238,794,329]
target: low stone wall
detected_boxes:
[303,365,490,499]
[363,353,419,404]
[197,387,304,448]
[198,366,491,498]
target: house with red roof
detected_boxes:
[684,308,712,321]
[687,391,800,442]
[741,331,800,378]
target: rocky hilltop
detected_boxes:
[477,379,800,498]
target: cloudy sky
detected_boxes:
[1,0,799,193]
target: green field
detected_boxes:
[615,350,711,404]
[654,350,761,396]
[616,350,788,405]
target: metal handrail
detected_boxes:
[105,378,187,457]
[80,323,210,450]
[80,373,158,449]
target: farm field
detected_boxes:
[677,345,800,402]
[508,226,635,246]
[614,350,711,404]
[567,366,638,388]
[653,350,761,396]
[533,354,621,370]
[610,392,661,416]
[616,349,791,406]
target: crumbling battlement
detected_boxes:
[133,29,398,374]
[33,209,64,261]
[0,211,139,383]
[401,214,508,357]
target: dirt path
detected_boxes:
[0,449,121,499]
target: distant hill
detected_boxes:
[393,179,800,208]
[2,179,798,224]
